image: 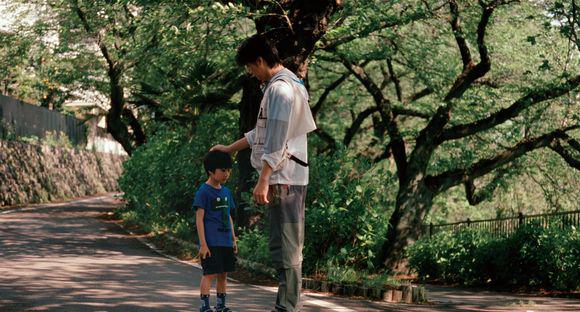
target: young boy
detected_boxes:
[193,150,237,312]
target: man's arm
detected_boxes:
[253,81,293,204]
[196,208,211,259]
[261,81,293,171]
[211,137,250,154]
[253,161,273,204]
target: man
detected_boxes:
[211,34,316,312]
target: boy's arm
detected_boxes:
[229,215,238,254]
[196,208,211,259]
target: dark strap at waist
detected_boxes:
[289,154,308,167]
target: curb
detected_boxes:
[302,278,428,303]
[155,230,429,304]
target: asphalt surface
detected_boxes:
[0,195,578,312]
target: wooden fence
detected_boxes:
[0,94,87,145]
[423,210,580,238]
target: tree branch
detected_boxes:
[72,0,116,71]
[464,166,510,205]
[319,3,444,51]
[386,58,403,101]
[562,133,580,152]
[405,1,510,169]
[339,55,408,181]
[312,73,348,118]
[344,104,431,150]
[312,60,370,118]
[550,140,580,170]
[407,87,433,103]
[122,108,146,146]
[440,75,580,142]
[407,104,452,175]
[314,127,338,153]
[394,106,431,119]
[374,141,393,163]
[344,107,379,146]
[443,1,500,102]
[427,125,579,193]
[449,0,472,68]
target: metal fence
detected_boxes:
[423,210,580,238]
[0,94,87,145]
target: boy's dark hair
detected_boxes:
[236,34,281,67]
[203,151,232,175]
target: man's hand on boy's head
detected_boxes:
[199,245,211,259]
[210,144,230,154]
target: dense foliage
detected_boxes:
[118,110,238,238]
[303,148,395,272]
[407,223,580,290]
[2,0,578,286]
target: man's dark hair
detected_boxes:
[203,151,232,175]
[236,34,281,67]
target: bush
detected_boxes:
[42,130,72,148]
[304,147,396,274]
[407,223,580,290]
[118,110,239,240]
[237,227,271,266]
[119,115,401,286]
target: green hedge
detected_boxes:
[303,148,395,274]
[236,148,396,278]
[119,115,397,281]
[407,223,580,290]
[118,111,239,240]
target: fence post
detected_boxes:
[429,222,433,238]
[518,212,524,227]
[467,218,471,227]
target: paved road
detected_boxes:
[0,195,578,312]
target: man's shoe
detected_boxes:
[200,306,213,312]
[215,306,233,312]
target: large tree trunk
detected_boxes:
[72,1,146,156]
[235,76,262,227]
[378,177,435,270]
[105,66,134,156]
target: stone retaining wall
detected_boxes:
[0,140,126,207]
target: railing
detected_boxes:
[423,210,580,238]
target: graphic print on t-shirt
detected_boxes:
[211,196,230,233]
[193,183,235,247]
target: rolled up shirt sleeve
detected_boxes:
[261,81,294,171]
[244,128,256,147]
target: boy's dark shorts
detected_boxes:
[201,246,236,275]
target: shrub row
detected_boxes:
[407,223,579,290]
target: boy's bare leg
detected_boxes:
[199,274,216,310]
[216,273,227,293]
[216,273,229,310]
[200,274,216,294]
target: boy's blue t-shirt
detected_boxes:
[193,183,235,247]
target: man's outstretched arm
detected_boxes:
[210,136,250,154]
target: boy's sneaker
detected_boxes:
[214,306,232,312]
[199,306,213,312]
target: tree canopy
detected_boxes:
[1,0,578,272]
